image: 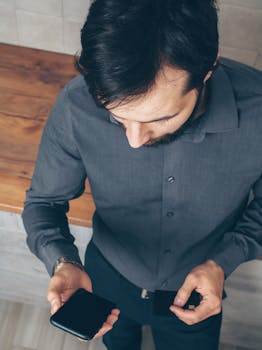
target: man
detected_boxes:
[22,0,262,349]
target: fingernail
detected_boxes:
[174,298,183,305]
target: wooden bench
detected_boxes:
[0,43,95,227]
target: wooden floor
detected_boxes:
[1,259,262,350]
[0,299,256,350]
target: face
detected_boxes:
[107,65,212,148]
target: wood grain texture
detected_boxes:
[0,174,95,227]
[0,43,95,227]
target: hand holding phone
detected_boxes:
[153,289,202,317]
[50,288,119,340]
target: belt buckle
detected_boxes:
[141,288,150,299]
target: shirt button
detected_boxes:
[163,249,172,254]
[166,211,174,217]
[168,176,175,183]
[161,280,168,288]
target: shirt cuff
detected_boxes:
[205,231,247,280]
[40,241,83,277]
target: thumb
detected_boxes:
[48,289,62,315]
[173,281,195,307]
[50,299,61,315]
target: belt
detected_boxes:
[141,288,152,299]
[140,287,227,300]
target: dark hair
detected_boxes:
[74,0,220,108]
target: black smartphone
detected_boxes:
[153,289,202,317]
[49,288,117,340]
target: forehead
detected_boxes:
[107,66,189,120]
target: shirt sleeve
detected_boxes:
[21,84,87,277]
[206,172,262,280]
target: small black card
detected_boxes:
[153,289,202,317]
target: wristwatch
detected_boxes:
[52,256,85,276]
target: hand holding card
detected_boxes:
[153,289,202,317]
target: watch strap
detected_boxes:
[52,256,84,276]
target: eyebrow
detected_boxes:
[111,112,179,124]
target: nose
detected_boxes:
[125,122,151,148]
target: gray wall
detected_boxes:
[0,0,261,69]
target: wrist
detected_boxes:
[52,257,84,276]
[206,259,225,278]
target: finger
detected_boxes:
[81,283,93,294]
[169,305,199,325]
[111,308,120,316]
[106,314,118,326]
[173,282,197,307]
[50,300,63,315]
[93,322,112,339]
[170,299,213,325]
[47,282,64,314]
[93,310,120,339]
[47,288,61,308]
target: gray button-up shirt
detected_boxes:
[22,57,262,297]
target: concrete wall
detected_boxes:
[0,0,261,69]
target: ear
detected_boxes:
[203,71,213,84]
[212,51,220,70]
[203,51,220,84]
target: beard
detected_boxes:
[143,110,201,147]
[143,84,207,148]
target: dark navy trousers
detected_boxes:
[84,239,223,350]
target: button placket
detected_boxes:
[157,144,179,289]
[166,176,175,217]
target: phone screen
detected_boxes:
[50,288,117,340]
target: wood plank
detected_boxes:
[0,300,23,350]
[0,43,77,99]
[0,87,54,121]
[63,332,98,350]
[0,113,94,186]
[0,114,45,178]
[0,43,95,227]
[0,43,76,78]
[0,65,72,100]
[11,346,36,350]
[0,173,95,227]
[12,303,48,350]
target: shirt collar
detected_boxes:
[199,61,239,134]
[109,112,120,125]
